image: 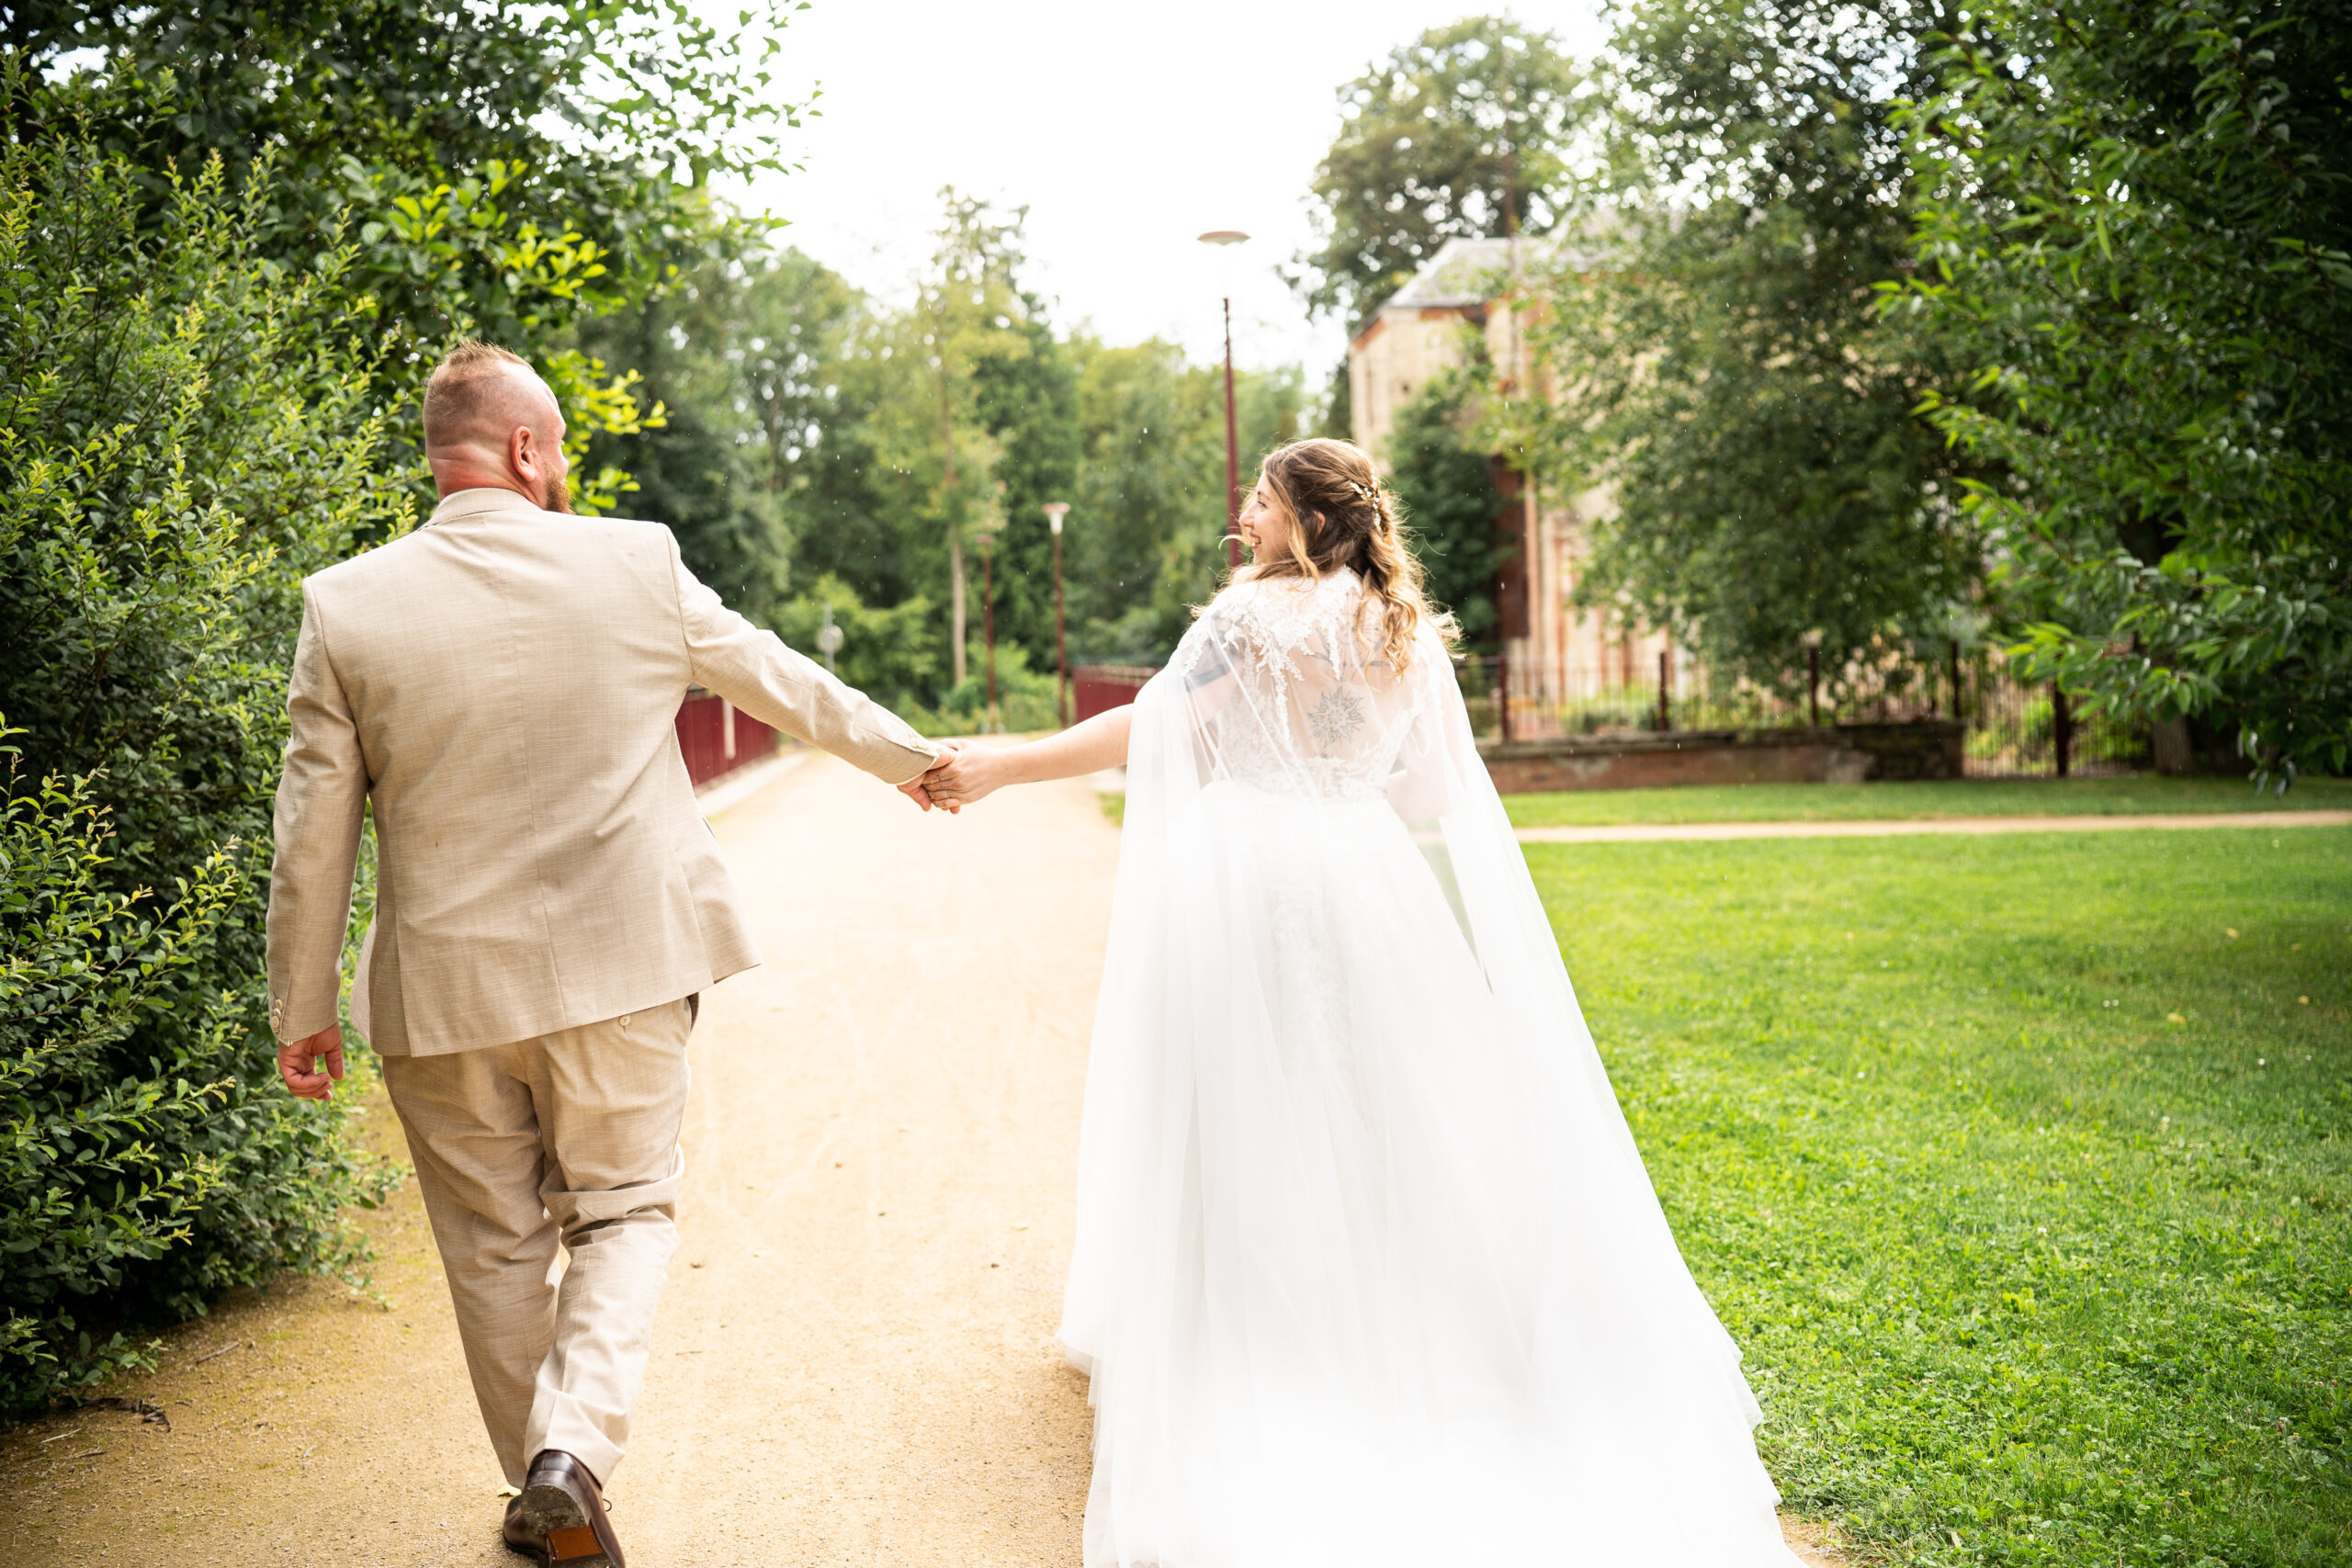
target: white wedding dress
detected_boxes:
[1060,569,1802,1567]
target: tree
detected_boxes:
[1060,338,1229,660]
[12,0,807,510]
[581,207,1306,701]
[1385,367,1513,650]
[1292,16,1586,331]
[1291,15,1585,434]
[1501,0,1983,701]
[577,243,796,625]
[0,110,406,1413]
[969,306,1082,682]
[1895,0,2352,781]
[850,191,1040,687]
[1057,339,1306,664]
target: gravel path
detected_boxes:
[0,753,1845,1565]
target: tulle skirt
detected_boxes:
[1059,780,1799,1567]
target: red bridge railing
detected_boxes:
[1072,664,1159,724]
[675,692,779,787]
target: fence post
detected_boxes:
[1657,649,1671,732]
[1498,651,1512,744]
[2052,684,2072,777]
[1807,645,1822,728]
[1949,641,1963,723]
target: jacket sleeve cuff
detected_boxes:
[271,989,341,1043]
[884,739,948,788]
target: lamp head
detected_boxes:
[1196,230,1250,247]
[1042,502,1070,536]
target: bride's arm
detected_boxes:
[924,705,1133,811]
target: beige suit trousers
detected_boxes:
[381,999,693,1487]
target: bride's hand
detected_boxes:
[924,744,1012,812]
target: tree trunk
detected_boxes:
[949,530,967,689]
[941,358,966,688]
[2152,716,2194,774]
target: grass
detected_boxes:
[1503,774,2352,829]
[1529,827,2351,1568]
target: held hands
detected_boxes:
[898,740,960,811]
[277,1024,345,1100]
[921,744,1011,813]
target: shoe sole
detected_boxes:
[510,1483,614,1565]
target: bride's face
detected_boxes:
[1237,479,1296,562]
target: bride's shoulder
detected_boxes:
[1209,568,1361,619]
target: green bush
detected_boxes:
[770,576,946,707]
[0,100,406,1416]
[896,640,1067,738]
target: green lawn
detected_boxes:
[1530,828,2350,1567]
[1504,774,2352,829]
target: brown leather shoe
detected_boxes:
[502,1450,625,1566]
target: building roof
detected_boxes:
[1377,236,1553,312]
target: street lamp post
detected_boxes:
[973,530,999,731]
[1198,230,1249,574]
[1043,502,1071,728]
[815,602,842,675]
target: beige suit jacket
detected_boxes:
[266,486,941,1056]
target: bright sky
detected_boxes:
[726,0,1607,378]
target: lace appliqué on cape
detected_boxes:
[1171,571,1431,804]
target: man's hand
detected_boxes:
[277,1024,345,1101]
[898,742,960,811]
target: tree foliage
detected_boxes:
[577,242,797,624]
[1502,0,1982,701]
[605,197,1305,707]
[1384,367,1513,650]
[1894,0,2352,781]
[11,0,807,513]
[1293,15,1586,331]
[0,106,405,1415]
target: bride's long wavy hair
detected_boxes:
[1232,437,1456,671]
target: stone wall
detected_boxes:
[1479,721,1965,795]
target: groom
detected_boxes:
[266,342,950,1566]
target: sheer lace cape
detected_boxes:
[1059,570,1797,1567]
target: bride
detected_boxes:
[922,438,1803,1567]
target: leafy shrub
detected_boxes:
[1900,0,2352,781]
[770,576,946,707]
[0,92,406,1416]
[0,742,246,1401]
[897,641,1067,738]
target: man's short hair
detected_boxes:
[422,340,537,449]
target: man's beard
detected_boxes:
[540,468,574,514]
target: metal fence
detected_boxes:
[1452,649,2149,778]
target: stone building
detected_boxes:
[1349,236,1678,733]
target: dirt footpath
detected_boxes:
[0,753,1843,1567]
[0,755,1118,1567]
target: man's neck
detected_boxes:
[430,459,537,504]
